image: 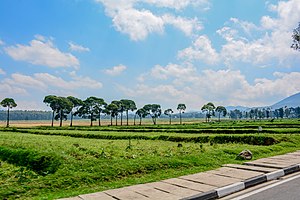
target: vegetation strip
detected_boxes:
[1,128,279,145]
[0,146,61,175]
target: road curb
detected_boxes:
[181,164,300,200]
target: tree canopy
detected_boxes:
[291,22,300,51]
[177,103,186,124]
[164,108,173,124]
[77,97,106,126]
[67,96,83,127]
[201,102,215,122]
[215,106,227,122]
[143,104,161,125]
[120,99,137,125]
[1,98,17,127]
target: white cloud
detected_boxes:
[177,0,300,67]
[104,64,127,76]
[215,0,300,67]
[178,35,219,65]
[121,62,300,109]
[0,68,6,75]
[95,0,205,40]
[69,42,90,52]
[0,39,4,46]
[3,72,102,92]
[149,63,196,80]
[5,35,80,68]
[162,15,202,36]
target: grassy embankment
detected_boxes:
[0,119,299,199]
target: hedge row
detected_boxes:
[0,146,61,175]
[2,129,278,146]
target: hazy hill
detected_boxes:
[271,92,300,109]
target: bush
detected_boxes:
[0,146,61,175]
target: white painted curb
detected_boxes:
[266,170,284,181]
[216,182,245,197]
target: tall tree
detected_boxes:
[136,108,147,125]
[177,103,186,125]
[67,96,83,127]
[104,103,119,126]
[77,97,104,126]
[111,100,122,126]
[1,98,17,127]
[43,95,59,127]
[164,109,173,125]
[54,97,73,127]
[291,22,300,51]
[215,106,227,122]
[201,102,215,122]
[120,99,137,126]
[94,98,107,126]
[143,104,161,125]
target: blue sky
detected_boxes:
[0,0,299,111]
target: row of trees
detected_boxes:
[0,110,52,121]
[1,96,299,127]
[229,107,300,120]
[43,95,189,127]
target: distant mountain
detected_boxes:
[271,92,300,109]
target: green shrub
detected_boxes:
[0,146,61,175]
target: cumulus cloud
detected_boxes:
[104,64,127,76]
[178,0,300,67]
[5,35,80,68]
[121,62,300,109]
[0,68,6,75]
[68,42,90,52]
[178,35,219,65]
[0,39,4,46]
[3,72,103,93]
[218,0,300,66]
[95,0,206,40]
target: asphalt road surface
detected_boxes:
[233,174,300,200]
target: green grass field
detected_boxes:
[0,119,299,199]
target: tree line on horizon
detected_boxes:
[1,96,300,127]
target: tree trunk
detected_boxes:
[110,115,113,126]
[70,112,73,127]
[152,117,156,125]
[98,112,101,126]
[139,116,142,125]
[133,113,136,125]
[126,110,129,126]
[6,107,9,128]
[90,113,93,127]
[59,110,63,127]
[179,111,182,125]
[169,115,171,125]
[51,111,54,127]
[120,112,123,126]
[218,112,221,122]
[115,114,118,126]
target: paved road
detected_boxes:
[233,174,300,200]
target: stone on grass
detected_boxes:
[237,150,253,160]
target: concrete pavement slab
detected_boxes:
[147,181,200,198]
[79,192,116,200]
[126,184,178,200]
[207,167,263,180]
[104,188,150,200]
[162,178,216,192]
[180,172,241,187]
[223,164,276,173]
